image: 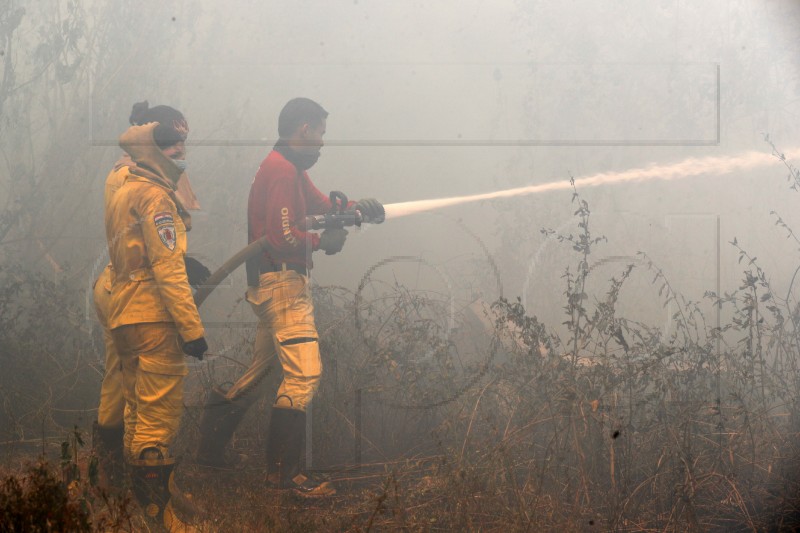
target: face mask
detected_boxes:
[172,159,188,172]
[293,150,321,171]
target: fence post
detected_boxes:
[354,388,362,469]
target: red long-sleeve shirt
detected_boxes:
[248,149,332,269]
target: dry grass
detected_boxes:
[3,185,800,531]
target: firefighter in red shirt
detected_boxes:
[196,98,383,497]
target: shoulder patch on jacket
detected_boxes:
[157,223,177,250]
[155,211,177,250]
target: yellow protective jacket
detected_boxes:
[104,123,204,342]
[96,154,201,313]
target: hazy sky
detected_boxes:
[10,0,797,328]
[143,1,800,326]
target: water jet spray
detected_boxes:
[195,147,799,306]
[383,148,800,220]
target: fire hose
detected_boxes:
[193,191,384,307]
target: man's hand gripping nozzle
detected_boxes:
[306,191,385,230]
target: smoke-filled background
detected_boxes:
[2,0,800,530]
[6,0,799,324]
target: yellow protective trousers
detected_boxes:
[228,270,321,412]
[111,322,188,459]
[93,265,125,429]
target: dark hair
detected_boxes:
[129,100,189,148]
[278,98,328,138]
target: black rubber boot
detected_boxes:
[131,448,203,531]
[266,406,335,498]
[195,387,250,468]
[92,421,124,490]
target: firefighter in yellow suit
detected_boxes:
[104,104,207,530]
[92,103,204,491]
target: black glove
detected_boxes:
[354,198,385,223]
[318,228,348,255]
[182,337,208,360]
[184,256,211,288]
